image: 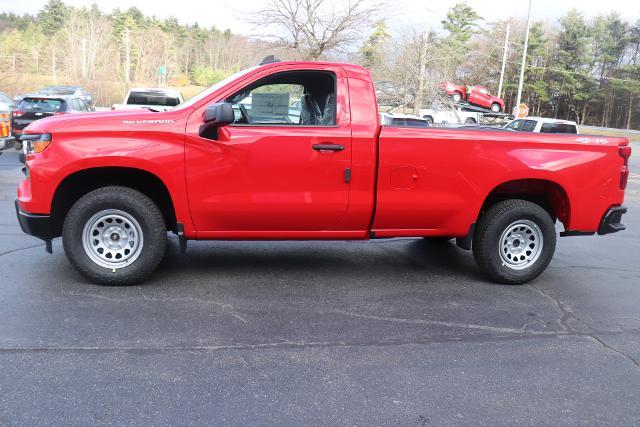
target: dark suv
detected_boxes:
[12,96,91,148]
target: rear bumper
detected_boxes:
[598,205,627,235]
[15,199,52,241]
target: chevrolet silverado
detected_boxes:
[16,59,630,285]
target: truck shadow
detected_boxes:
[155,237,482,285]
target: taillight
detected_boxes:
[13,110,24,117]
[619,145,631,190]
[53,111,67,115]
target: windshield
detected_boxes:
[19,98,64,112]
[173,66,259,110]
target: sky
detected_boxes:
[1,0,638,36]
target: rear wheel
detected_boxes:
[452,92,462,102]
[472,199,556,284]
[62,186,166,285]
[423,116,434,126]
[491,103,501,113]
[464,117,476,124]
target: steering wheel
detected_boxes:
[239,104,251,124]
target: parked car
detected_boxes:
[16,59,630,286]
[380,113,430,127]
[504,117,578,134]
[37,86,93,107]
[112,88,184,111]
[440,82,505,112]
[419,106,482,125]
[12,95,92,148]
[0,91,16,110]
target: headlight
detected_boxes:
[20,133,52,154]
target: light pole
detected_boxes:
[497,23,510,99]
[514,0,532,116]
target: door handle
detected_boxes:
[312,143,344,152]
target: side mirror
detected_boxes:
[199,102,234,139]
[204,102,234,125]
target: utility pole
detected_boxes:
[514,0,532,116]
[413,31,429,115]
[124,28,130,85]
[497,22,510,99]
[81,38,87,79]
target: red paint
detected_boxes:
[17,61,629,241]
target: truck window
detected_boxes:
[505,119,536,132]
[226,71,336,126]
[540,122,577,134]
[127,91,181,107]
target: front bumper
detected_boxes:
[15,199,52,242]
[598,205,627,235]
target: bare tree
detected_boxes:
[250,0,384,60]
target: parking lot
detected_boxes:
[1,146,639,424]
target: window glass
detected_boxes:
[226,71,336,126]
[18,98,64,112]
[540,122,577,134]
[505,119,536,132]
[127,91,181,107]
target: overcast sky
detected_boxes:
[1,0,637,35]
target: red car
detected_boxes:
[16,59,630,286]
[441,82,505,112]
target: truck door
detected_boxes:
[184,67,352,233]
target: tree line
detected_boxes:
[0,0,638,129]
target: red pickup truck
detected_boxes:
[441,82,505,112]
[16,60,630,286]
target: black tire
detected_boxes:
[464,117,476,124]
[472,199,556,285]
[62,186,166,285]
[423,116,434,126]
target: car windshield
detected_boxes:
[18,98,64,112]
[173,66,259,110]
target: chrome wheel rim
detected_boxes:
[82,209,143,269]
[499,220,543,270]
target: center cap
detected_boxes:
[111,233,120,241]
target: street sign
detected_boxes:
[514,103,529,118]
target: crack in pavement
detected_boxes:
[529,284,640,370]
[59,291,249,324]
[587,335,640,368]
[322,308,555,335]
[0,243,44,257]
[0,331,639,355]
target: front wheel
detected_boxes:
[472,199,556,284]
[491,103,501,113]
[62,186,167,285]
[452,92,462,102]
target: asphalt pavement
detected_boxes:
[1,146,639,425]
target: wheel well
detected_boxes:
[50,167,178,237]
[480,179,570,227]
